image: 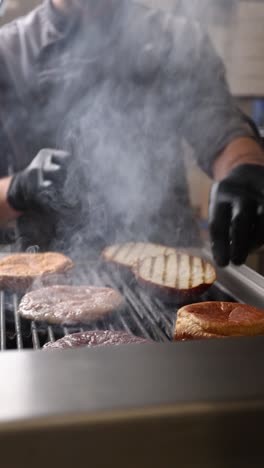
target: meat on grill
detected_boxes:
[101,242,176,272]
[0,252,74,292]
[134,252,216,300]
[175,301,264,340]
[18,285,125,324]
[43,330,153,349]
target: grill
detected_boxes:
[0,264,234,352]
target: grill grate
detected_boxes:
[0,269,234,351]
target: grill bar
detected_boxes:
[117,314,136,334]
[138,292,173,339]
[13,294,23,350]
[48,326,55,343]
[31,322,40,349]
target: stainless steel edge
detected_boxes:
[1,337,264,424]
[202,244,264,308]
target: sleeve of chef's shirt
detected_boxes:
[0,1,75,172]
[165,18,257,177]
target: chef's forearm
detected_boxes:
[177,27,259,177]
[213,137,264,181]
[0,177,21,225]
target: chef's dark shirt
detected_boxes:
[0,0,255,252]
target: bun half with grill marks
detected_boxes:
[134,252,216,300]
[101,242,176,272]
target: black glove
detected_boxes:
[209,164,264,267]
[7,148,70,213]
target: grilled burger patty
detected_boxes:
[0,252,74,292]
[44,330,152,349]
[19,285,125,324]
[101,242,176,271]
[175,302,264,340]
[134,252,216,300]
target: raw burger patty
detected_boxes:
[44,330,152,349]
[19,285,125,324]
[175,301,264,340]
[0,252,74,292]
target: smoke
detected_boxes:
[17,0,238,263]
[139,0,237,25]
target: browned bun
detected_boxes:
[0,252,74,292]
[175,302,264,341]
[134,252,216,301]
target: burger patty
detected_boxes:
[44,330,152,349]
[19,285,125,324]
[0,252,74,292]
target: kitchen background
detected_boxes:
[1,0,264,271]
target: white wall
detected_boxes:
[209,2,264,96]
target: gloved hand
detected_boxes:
[209,164,264,267]
[7,149,70,213]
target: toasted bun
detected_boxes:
[0,252,74,292]
[175,302,264,340]
[101,242,176,272]
[134,252,216,300]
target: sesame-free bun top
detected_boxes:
[0,252,74,292]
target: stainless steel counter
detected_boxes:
[0,338,264,467]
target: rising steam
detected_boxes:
[18,0,237,262]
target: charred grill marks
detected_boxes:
[201,259,206,284]
[162,255,169,285]
[189,255,193,289]
[175,254,179,289]
[149,256,156,280]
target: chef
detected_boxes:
[0,0,264,266]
